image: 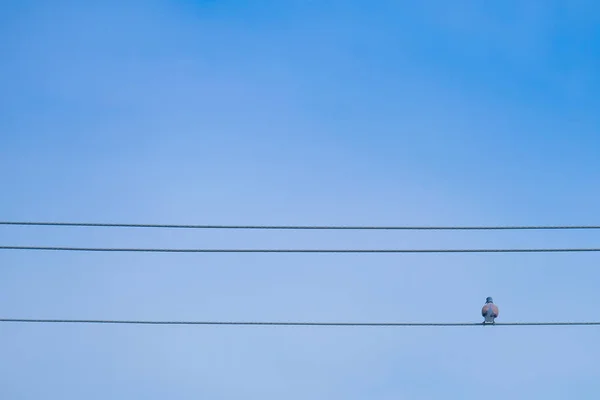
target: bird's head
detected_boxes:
[486,297,494,303]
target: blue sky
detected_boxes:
[1,0,600,398]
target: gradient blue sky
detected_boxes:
[1,1,600,398]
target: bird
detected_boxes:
[481,297,499,324]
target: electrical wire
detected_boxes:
[2,221,600,230]
[0,318,598,326]
[1,246,600,253]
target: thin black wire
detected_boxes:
[1,246,600,253]
[0,318,598,326]
[2,221,600,230]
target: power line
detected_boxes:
[0,318,599,327]
[2,221,600,230]
[2,245,600,253]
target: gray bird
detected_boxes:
[481,297,499,324]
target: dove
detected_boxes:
[481,297,499,324]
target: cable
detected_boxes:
[0,318,598,326]
[2,221,600,230]
[1,246,600,253]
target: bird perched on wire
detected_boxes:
[482,297,499,324]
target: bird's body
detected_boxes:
[482,297,499,324]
